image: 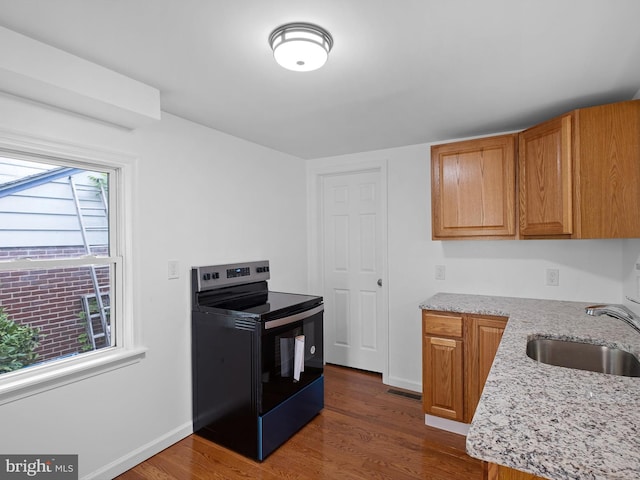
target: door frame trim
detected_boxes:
[307,158,389,383]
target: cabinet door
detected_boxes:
[478,318,506,382]
[466,315,507,422]
[431,134,516,239]
[575,99,640,238]
[423,336,464,421]
[519,114,573,236]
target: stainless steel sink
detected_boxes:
[526,338,640,377]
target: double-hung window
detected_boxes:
[0,132,141,404]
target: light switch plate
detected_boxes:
[168,260,180,280]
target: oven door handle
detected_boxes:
[264,304,324,330]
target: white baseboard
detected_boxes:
[384,374,421,393]
[425,414,470,436]
[82,421,193,480]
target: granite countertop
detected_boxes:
[419,293,640,480]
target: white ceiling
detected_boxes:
[0,0,639,159]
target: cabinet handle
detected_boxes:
[377,278,382,287]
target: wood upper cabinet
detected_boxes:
[422,310,507,424]
[431,134,517,239]
[519,99,640,238]
[519,114,573,236]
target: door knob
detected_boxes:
[377,278,382,287]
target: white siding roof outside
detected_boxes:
[0,157,108,248]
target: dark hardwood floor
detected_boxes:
[116,364,485,479]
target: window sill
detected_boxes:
[0,346,147,406]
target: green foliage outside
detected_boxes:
[88,173,108,197]
[77,309,94,353]
[0,307,41,374]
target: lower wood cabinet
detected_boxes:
[486,462,547,480]
[422,310,507,423]
[423,335,464,421]
[466,315,507,418]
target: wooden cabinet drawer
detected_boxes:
[422,311,463,338]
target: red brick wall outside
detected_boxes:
[0,246,110,365]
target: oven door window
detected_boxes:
[260,311,323,414]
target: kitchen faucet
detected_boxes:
[585,302,640,335]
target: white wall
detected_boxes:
[309,141,627,392]
[0,93,308,478]
[622,239,640,304]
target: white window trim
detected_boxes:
[0,128,144,406]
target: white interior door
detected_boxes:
[322,169,386,373]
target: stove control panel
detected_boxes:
[193,260,270,291]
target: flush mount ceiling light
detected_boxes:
[269,23,333,72]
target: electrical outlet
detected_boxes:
[546,268,559,286]
[168,260,180,280]
[435,265,446,281]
